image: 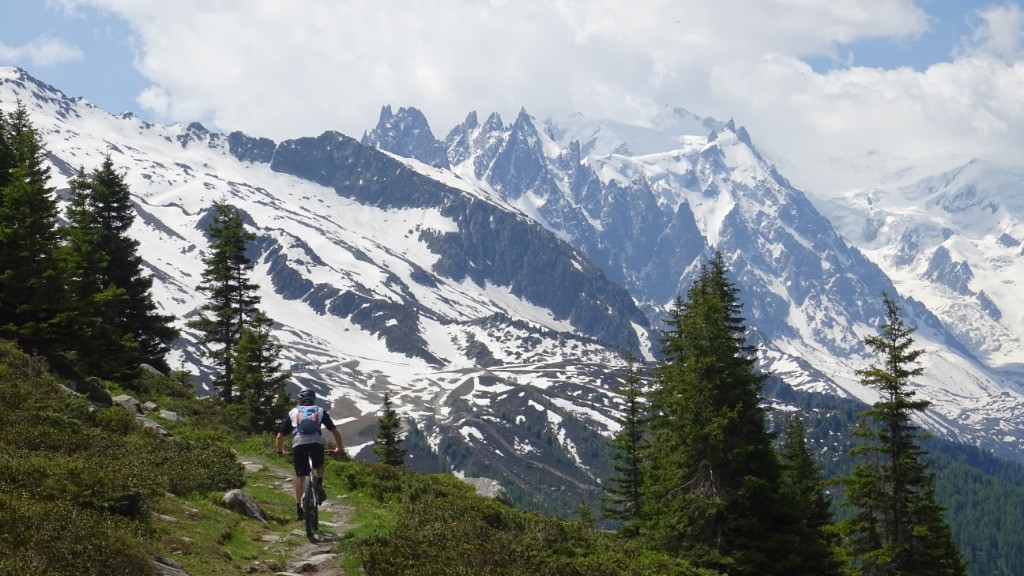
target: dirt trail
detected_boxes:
[238,454,355,576]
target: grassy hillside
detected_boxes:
[0,340,712,575]
[7,336,1023,575]
[0,340,242,574]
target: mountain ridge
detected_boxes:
[363,100,1024,459]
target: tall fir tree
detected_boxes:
[0,102,72,364]
[232,310,291,433]
[188,201,260,403]
[640,252,804,576]
[83,157,178,372]
[839,294,966,576]
[63,165,137,380]
[603,356,647,534]
[374,390,407,466]
[777,415,844,576]
[63,158,179,379]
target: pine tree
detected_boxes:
[374,390,406,466]
[64,165,135,379]
[0,102,71,364]
[777,415,844,576]
[603,356,647,534]
[232,310,291,433]
[81,157,178,372]
[188,201,260,402]
[640,252,800,575]
[63,158,180,380]
[839,294,967,576]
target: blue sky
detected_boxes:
[2,1,1022,193]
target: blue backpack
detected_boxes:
[295,405,321,435]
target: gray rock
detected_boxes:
[289,553,337,573]
[136,416,170,436]
[143,400,159,412]
[222,489,267,525]
[460,476,511,504]
[153,556,191,576]
[158,409,181,422]
[63,377,113,406]
[112,394,143,414]
[242,461,264,473]
[140,363,163,376]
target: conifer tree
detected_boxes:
[232,310,291,432]
[374,390,406,466]
[603,356,647,534]
[63,158,178,379]
[778,415,844,576]
[839,294,966,575]
[640,252,802,576]
[0,102,71,363]
[82,157,178,372]
[63,165,137,380]
[188,201,260,402]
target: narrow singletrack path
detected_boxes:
[239,454,355,575]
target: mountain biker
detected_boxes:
[276,388,345,521]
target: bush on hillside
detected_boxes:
[0,340,244,573]
[0,497,154,576]
[340,462,716,576]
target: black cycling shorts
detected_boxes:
[292,443,325,476]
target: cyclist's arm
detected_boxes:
[276,413,294,455]
[322,412,345,455]
[329,427,344,454]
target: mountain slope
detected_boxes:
[365,104,1024,460]
[815,159,1024,377]
[5,61,1024,509]
[0,66,646,511]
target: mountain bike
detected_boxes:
[300,453,320,542]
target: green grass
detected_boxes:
[0,339,714,575]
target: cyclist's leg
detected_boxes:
[293,444,314,516]
[309,443,327,500]
[310,442,326,473]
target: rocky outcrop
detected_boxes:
[153,556,191,576]
[362,105,449,169]
[925,245,974,295]
[222,489,268,525]
[227,131,276,164]
[62,377,112,406]
[460,476,511,505]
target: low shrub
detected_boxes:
[342,461,715,576]
[0,496,154,576]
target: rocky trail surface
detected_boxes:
[237,454,355,576]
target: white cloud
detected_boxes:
[60,0,1024,194]
[0,36,83,68]
[707,52,1024,191]
[959,3,1024,62]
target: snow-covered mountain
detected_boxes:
[363,103,1024,459]
[0,67,648,511]
[3,65,1024,511]
[813,160,1024,378]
